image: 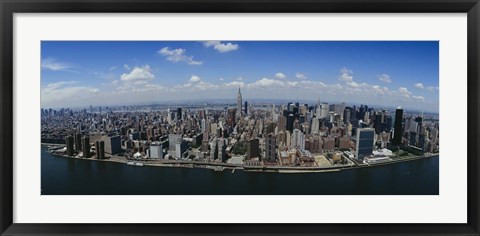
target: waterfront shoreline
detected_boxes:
[42,143,439,174]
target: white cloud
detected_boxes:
[120,65,155,82]
[372,85,384,94]
[42,81,77,94]
[317,81,328,87]
[287,81,298,87]
[174,83,192,89]
[89,88,100,93]
[295,72,307,80]
[41,58,74,71]
[378,74,392,83]
[92,71,115,81]
[338,67,353,82]
[214,43,239,53]
[426,86,439,92]
[165,75,431,109]
[347,81,360,88]
[345,81,369,90]
[42,61,436,111]
[158,47,202,65]
[412,95,425,101]
[41,81,101,106]
[275,72,286,79]
[414,83,424,89]
[109,66,117,71]
[115,81,165,94]
[131,83,165,93]
[203,41,221,47]
[248,78,286,88]
[399,87,410,93]
[331,83,343,89]
[271,77,427,107]
[225,81,246,88]
[193,81,219,90]
[294,80,327,89]
[124,64,131,70]
[189,75,201,83]
[174,75,221,91]
[203,41,239,53]
[244,77,325,90]
[398,87,412,98]
[42,73,436,112]
[114,65,167,94]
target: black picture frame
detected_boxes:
[1,0,479,235]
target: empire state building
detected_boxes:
[237,87,242,118]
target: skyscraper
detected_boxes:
[311,117,320,134]
[74,133,82,152]
[355,128,375,161]
[210,138,218,160]
[409,132,418,146]
[177,108,182,121]
[237,87,242,118]
[418,133,427,151]
[95,140,105,159]
[277,130,286,145]
[385,115,393,132]
[81,136,90,158]
[393,107,404,145]
[175,140,189,159]
[102,135,122,155]
[217,138,226,162]
[415,116,423,133]
[201,118,206,133]
[320,103,329,118]
[292,129,305,150]
[265,133,277,162]
[65,135,74,156]
[374,112,384,134]
[343,108,351,124]
[227,108,237,126]
[246,139,260,159]
[244,101,248,115]
[277,115,287,131]
[286,113,294,132]
[168,134,183,152]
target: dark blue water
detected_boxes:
[41,148,439,195]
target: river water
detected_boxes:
[41,147,439,195]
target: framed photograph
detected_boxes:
[1,0,479,235]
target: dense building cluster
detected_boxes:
[41,88,439,166]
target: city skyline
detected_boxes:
[41,41,439,112]
[42,84,439,194]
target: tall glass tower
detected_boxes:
[237,87,242,118]
[393,107,404,146]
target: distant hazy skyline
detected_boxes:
[41,41,439,112]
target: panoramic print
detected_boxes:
[41,41,439,195]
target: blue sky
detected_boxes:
[41,41,439,112]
